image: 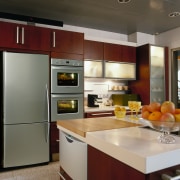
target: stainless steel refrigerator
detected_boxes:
[1,51,50,168]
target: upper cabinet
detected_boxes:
[84,40,104,60]
[121,45,136,63]
[129,44,168,105]
[0,21,84,54]
[50,29,84,54]
[84,40,136,79]
[104,43,121,61]
[0,21,51,51]
[104,42,136,63]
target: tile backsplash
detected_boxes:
[84,79,128,106]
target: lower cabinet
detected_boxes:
[85,110,132,118]
[50,122,59,160]
[88,145,180,180]
[85,111,115,118]
[59,166,72,180]
[58,142,180,180]
[59,131,87,180]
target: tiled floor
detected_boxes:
[0,161,59,180]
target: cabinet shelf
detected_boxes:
[108,90,131,93]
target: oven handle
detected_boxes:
[51,94,83,98]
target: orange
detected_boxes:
[148,102,161,112]
[141,105,149,113]
[174,108,180,114]
[148,111,162,121]
[174,114,180,122]
[161,101,175,114]
[142,110,150,119]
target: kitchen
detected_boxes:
[0,0,178,179]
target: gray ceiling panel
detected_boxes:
[0,0,180,35]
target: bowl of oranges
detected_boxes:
[141,101,180,144]
[114,106,126,119]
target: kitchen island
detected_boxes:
[57,117,180,180]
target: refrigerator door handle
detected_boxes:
[45,122,50,143]
[46,84,50,123]
[45,84,50,143]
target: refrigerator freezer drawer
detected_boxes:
[3,123,49,168]
[60,131,87,180]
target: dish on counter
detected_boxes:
[140,118,180,144]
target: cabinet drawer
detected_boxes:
[85,111,115,118]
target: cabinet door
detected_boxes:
[85,111,114,118]
[0,21,17,48]
[88,145,146,180]
[0,21,51,51]
[84,40,104,60]
[50,122,59,154]
[51,29,84,54]
[122,45,136,63]
[104,43,121,61]
[18,25,51,51]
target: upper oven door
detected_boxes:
[51,66,84,94]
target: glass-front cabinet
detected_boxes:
[129,44,168,105]
[150,46,165,103]
[84,60,103,78]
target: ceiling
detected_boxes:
[0,0,180,35]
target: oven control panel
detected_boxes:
[51,58,83,67]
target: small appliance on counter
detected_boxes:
[87,94,102,107]
[112,94,140,106]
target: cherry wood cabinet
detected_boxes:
[88,145,180,180]
[0,21,51,51]
[129,44,169,105]
[50,29,84,54]
[51,51,83,60]
[104,42,136,63]
[104,42,122,61]
[60,166,73,180]
[122,45,136,63]
[84,40,104,60]
[50,122,59,158]
[84,110,132,118]
[84,110,115,118]
[0,21,16,48]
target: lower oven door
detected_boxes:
[51,94,84,121]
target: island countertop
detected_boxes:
[57,117,180,174]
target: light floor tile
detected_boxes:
[0,162,59,180]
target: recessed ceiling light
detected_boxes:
[117,0,131,3]
[168,12,180,18]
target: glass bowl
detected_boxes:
[140,118,180,144]
[114,110,126,119]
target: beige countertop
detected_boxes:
[57,117,140,137]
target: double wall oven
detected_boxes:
[51,58,84,121]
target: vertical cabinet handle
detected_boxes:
[16,26,25,44]
[21,27,24,44]
[53,31,56,47]
[16,26,19,44]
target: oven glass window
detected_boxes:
[57,100,78,114]
[57,72,78,86]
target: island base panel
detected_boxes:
[88,145,146,180]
